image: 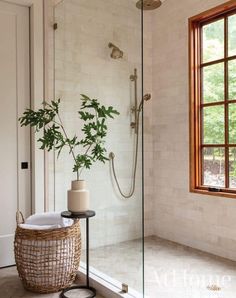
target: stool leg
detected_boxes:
[86,218,89,287]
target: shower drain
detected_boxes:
[207,284,221,291]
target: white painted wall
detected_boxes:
[3,0,45,213]
[0,0,31,267]
[152,0,236,261]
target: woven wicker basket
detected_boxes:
[14,211,81,294]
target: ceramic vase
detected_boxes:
[67,180,89,212]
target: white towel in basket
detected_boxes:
[19,224,61,230]
[24,212,73,228]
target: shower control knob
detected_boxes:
[130,122,136,129]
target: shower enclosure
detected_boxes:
[49,0,144,296]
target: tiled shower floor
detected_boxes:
[87,236,236,298]
[2,236,236,298]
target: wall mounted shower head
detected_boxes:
[138,93,151,111]
[143,93,151,101]
[136,0,163,10]
[108,42,123,59]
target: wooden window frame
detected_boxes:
[189,0,236,199]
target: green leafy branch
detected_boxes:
[19,94,119,180]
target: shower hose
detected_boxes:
[109,108,141,199]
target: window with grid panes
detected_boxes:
[189,1,236,198]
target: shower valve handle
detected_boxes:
[130,122,136,129]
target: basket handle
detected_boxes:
[16,211,25,225]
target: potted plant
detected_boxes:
[19,94,119,212]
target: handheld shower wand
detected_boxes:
[110,68,151,199]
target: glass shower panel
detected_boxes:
[53,0,144,295]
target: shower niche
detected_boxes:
[50,0,144,296]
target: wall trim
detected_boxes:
[2,0,45,213]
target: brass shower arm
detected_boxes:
[108,42,118,50]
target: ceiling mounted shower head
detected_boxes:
[108,42,123,59]
[136,0,162,10]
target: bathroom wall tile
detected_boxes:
[45,0,155,246]
[152,0,236,261]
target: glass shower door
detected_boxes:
[51,0,144,295]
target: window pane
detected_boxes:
[228,60,236,100]
[203,147,225,187]
[203,63,224,103]
[228,14,236,57]
[229,148,236,188]
[202,19,224,63]
[229,103,236,144]
[203,105,225,144]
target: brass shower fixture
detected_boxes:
[130,69,152,133]
[110,68,151,199]
[108,42,123,59]
[130,69,138,133]
[136,0,162,10]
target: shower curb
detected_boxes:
[78,262,143,298]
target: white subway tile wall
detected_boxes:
[44,0,236,267]
[152,0,236,261]
[45,0,154,253]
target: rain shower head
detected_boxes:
[136,0,162,10]
[108,42,123,59]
